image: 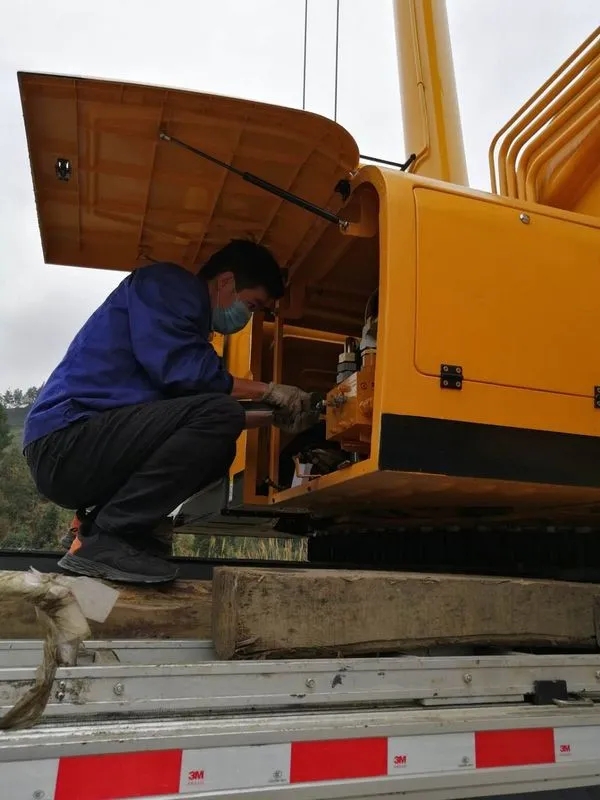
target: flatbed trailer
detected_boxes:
[2,638,600,799]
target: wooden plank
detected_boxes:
[1,580,212,640]
[212,567,600,659]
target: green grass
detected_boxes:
[174,534,307,561]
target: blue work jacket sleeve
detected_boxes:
[127,263,234,395]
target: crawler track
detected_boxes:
[3,521,600,583]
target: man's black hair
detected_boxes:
[200,239,285,299]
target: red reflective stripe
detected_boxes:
[55,749,182,800]
[290,737,387,783]
[475,729,556,768]
[45,726,571,796]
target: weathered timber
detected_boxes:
[212,567,600,659]
[1,580,212,640]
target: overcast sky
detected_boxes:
[1,0,598,390]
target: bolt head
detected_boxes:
[519,212,530,224]
[595,670,600,680]
[463,673,473,684]
[305,678,316,689]
[113,682,125,696]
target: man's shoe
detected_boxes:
[60,514,81,550]
[60,530,77,550]
[57,527,178,584]
[130,520,174,559]
[61,515,174,558]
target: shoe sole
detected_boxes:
[57,553,178,585]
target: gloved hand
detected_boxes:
[261,382,313,417]
[272,407,321,435]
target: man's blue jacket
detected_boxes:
[23,262,233,448]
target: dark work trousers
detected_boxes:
[24,394,246,538]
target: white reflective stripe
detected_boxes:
[179,743,291,793]
[554,725,600,763]
[388,733,475,776]
[3,724,600,799]
[0,758,59,800]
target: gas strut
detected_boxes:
[159,131,349,231]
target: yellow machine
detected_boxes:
[16,3,600,574]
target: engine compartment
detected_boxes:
[240,181,381,500]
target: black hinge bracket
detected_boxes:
[531,679,568,705]
[440,364,463,390]
[594,386,600,408]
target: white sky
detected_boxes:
[1,0,598,389]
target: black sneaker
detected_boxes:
[57,527,178,584]
[130,531,173,559]
[60,530,77,550]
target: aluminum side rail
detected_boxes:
[2,641,600,721]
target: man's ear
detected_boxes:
[216,271,235,292]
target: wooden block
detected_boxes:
[212,567,600,658]
[1,580,212,640]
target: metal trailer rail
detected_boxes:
[2,640,600,799]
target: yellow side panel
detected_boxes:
[210,333,225,357]
[414,188,600,398]
[574,166,600,217]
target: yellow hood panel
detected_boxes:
[18,72,359,272]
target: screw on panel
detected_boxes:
[55,680,66,702]
[595,670,600,680]
[519,213,530,224]
[463,673,473,684]
[32,791,45,800]
[305,678,316,689]
[113,682,125,696]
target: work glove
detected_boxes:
[273,407,321,435]
[261,382,313,417]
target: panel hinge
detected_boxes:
[594,386,600,408]
[440,364,463,390]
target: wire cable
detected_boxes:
[302,0,308,110]
[333,0,340,121]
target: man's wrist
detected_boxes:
[231,377,270,400]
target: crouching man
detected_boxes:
[23,240,317,584]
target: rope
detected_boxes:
[0,570,91,730]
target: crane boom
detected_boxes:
[393,0,468,185]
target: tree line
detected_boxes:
[2,386,41,409]
[0,389,72,550]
